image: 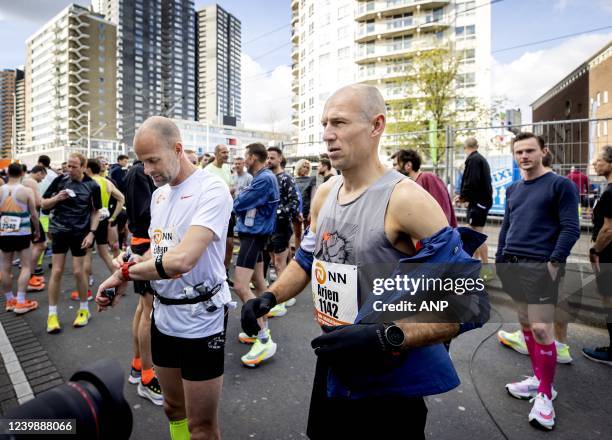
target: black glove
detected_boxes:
[310,324,390,363]
[241,292,277,336]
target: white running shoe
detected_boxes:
[267,302,287,317]
[285,297,296,307]
[137,377,163,406]
[529,392,555,430]
[506,375,557,400]
[241,335,277,367]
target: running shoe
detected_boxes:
[27,277,46,292]
[582,346,612,366]
[267,303,287,317]
[70,289,93,301]
[12,258,20,267]
[47,314,61,334]
[505,375,557,400]
[5,298,17,312]
[238,328,270,345]
[555,341,573,364]
[529,392,555,430]
[241,335,277,367]
[129,367,142,384]
[88,275,94,287]
[14,299,39,315]
[137,377,163,406]
[497,329,529,355]
[73,309,90,328]
[285,297,297,307]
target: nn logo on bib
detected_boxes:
[314,261,346,285]
[152,228,173,244]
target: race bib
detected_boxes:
[0,216,21,233]
[150,226,180,256]
[99,207,110,221]
[311,259,358,326]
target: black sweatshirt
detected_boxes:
[124,162,156,239]
[460,150,493,208]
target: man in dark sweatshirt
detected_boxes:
[455,138,492,268]
[495,132,579,431]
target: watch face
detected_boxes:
[386,325,404,347]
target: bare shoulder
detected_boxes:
[388,178,447,238]
[21,177,38,192]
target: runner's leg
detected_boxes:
[183,376,223,440]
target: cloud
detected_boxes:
[552,0,572,12]
[241,53,294,134]
[0,0,88,24]
[491,32,612,123]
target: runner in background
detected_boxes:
[21,165,47,291]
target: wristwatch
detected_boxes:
[120,261,136,281]
[383,323,405,348]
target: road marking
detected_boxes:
[0,319,34,404]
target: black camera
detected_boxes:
[102,288,116,305]
[1,359,132,439]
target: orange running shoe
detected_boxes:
[14,299,39,315]
[70,290,93,301]
[5,298,17,312]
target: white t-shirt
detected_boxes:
[149,169,233,338]
[39,167,58,198]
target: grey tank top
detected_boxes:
[315,169,410,308]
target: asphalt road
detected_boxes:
[11,254,612,440]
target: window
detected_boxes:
[456,1,476,15]
[309,4,314,17]
[604,90,609,104]
[308,115,314,127]
[459,49,475,63]
[455,25,475,39]
[338,5,349,19]
[338,46,350,59]
[321,13,330,26]
[319,52,330,64]
[337,25,349,39]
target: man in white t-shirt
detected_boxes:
[96,116,233,440]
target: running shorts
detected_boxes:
[0,235,32,253]
[51,230,89,257]
[151,309,228,381]
[236,233,268,270]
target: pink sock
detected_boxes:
[522,330,540,379]
[535,342,557,399]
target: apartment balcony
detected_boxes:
[355,0,450,21]
[292,80,299,93]
[291,14,299,25]
[357,62,414,82]
[291,0,299,11]
[291,26,299,44]
[355,14,451,43]
[292,62,299,74]
[291,44,299,62]
[355,37,449,63]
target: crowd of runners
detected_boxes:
[1,84,611,439]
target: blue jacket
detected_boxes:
[327,226,490,399]
[233,168,280,235]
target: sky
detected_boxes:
[0,0,611,131]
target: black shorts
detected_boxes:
[496,255,561,305]
[32,220,46,244]
[51,231,88,257]
[0,235,32,253]
[270,217,293,253]
[151,313,227,381]
[132,241,154,296]
[466,202,490,227]
[236,233,268,269]
[307,358,427,439]
[228,212,236,238]
[113,210,128,231]
[94,219,109,245]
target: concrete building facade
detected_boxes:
[21,4,118,165]
[290,0,491,155]
[196,4,242,124]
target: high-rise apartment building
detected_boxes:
[94,0,196,148]
[21,4,117,164]
[291,0,491,153]
[0,69,17,158]
[14,69,26,153]
[196,4,242,125]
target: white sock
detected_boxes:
[257,327,269,343]
[80,302,89,312]
[17,292,26,303]
[5,292,14,301]
[48,305,57,315]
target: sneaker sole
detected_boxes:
[241,343,277,368]
[498,335,529,355]
[506,387,558,401]
[14,306,38,315]
[47,327,61,334]
[556,355,573,364]
[128,375,141,385]
[266,310,287,318]
[238,336,256,344]
[529,417,554,431]
[137,386,164,405]
[27,285,46,292]
[582,351,612,366]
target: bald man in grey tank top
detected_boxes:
[240,84,467,439]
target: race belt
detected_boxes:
[154,283,222,306]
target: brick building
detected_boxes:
[531,41,611,167]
